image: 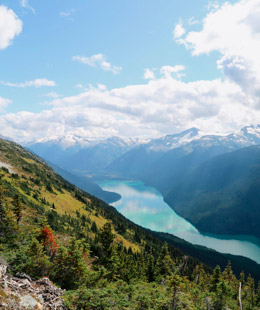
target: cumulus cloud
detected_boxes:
[0,72,258,142]
[144,65,185,80]
[176,0,260,106]
[173,22,186,39]
[72,54,122,74]
[0,6,22,50]
[2,0,260,142]
[0,97,11,113]
[160,65,185,78]
[144,69,155,80]
[1,78,56,88]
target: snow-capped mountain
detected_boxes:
[146,128,203,152]
[25,124,260,177]
[26,135,147,174]
[26,134,94,150]
[139,125,260,154]
[0,134,13,141]
[107,124,260,193]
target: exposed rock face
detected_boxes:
[0,261,65,309]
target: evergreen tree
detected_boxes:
[99,222,114,266]
[13,194,23,224]
[168,273,183,310]
[223,260,235,285]
[0,185,16,243]
[155,242,175,281]
[245,274,255,309]
[213,280,231,310]
[210,265,222,292]
[146,252,155,282]
[13,237,51,278]
[52,238,90,289]
[256,281,260,307]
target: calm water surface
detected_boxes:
[99,180,260,264]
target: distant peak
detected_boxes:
[180,127,200,136]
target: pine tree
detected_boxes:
[210,265,222,292]
[213,280,231,310]
[99,222,114,266]
[52,238,89,289]
[168,273,183,310]
[0,185,16,243]
[223,261,235,285]
[256,281,260,306]
[246,274,255,308]
[13,194,23,224]
[146,252,155,282]
[155,243,175,281]
[14,237,51,278]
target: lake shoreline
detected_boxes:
[99,179,260,264]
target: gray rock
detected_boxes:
[20,295,41,309]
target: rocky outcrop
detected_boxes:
[0,260,65,309]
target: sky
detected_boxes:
[1,0,260,142]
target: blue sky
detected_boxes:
[0,0,259,141]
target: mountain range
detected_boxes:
[25,124,260,238]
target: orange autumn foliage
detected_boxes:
[41,226,59,255]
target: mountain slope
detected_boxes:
[164,145,260,238]
[1,138,260,278]
[1,138,260,308]
[48,161,120,203]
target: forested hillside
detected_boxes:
[1,138,260,309]
[165,145,260,239]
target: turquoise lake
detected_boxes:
[99,179,260,264]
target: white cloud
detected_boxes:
[176,0,260,106]
[173,22,186,39]
[188,17,200,26]
[144,65,185,80]
[1,78,56,88]
[20,0,35,14]
[2,0,260,142]
[160,65,185,78]
[45,92,61,99]
[0,72,258,142]
[144,69,155,80]
[0,97,11,113]
[0,6,22,50]
[72,54,122,74]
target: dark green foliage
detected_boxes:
[52,239,90,289]
[91,221,98,233]
[155,243,175,281]
[211,265,222,292]
[165,145,260,239]
[12,194,23,224]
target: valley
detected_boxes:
[99,179,260,264]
